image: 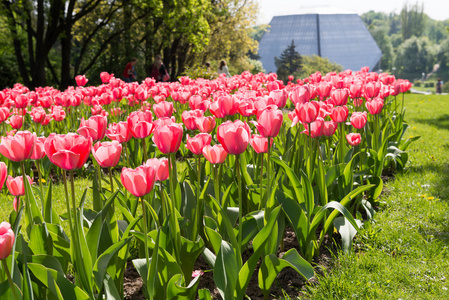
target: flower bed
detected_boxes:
[0,68,416,299]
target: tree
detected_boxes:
[274,40,302,83]
[394,36,436,79]
[400,1,426,41]
[298,55,342,79]
[370,27,394,70]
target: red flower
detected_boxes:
[217,120,250,155]
[0,130,36,162]
[120,164,156,197]
[44,133,92,170]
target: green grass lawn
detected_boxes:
[304,94,449,299]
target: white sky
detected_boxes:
[257,0,449,24]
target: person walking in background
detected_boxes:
[150,55,170,82]
[217,60,231,78]
[122,58,137,82]
[436,78,442,94]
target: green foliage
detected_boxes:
[400,2,426,41]
[442,81,449,93]
[369,27,394,70]
[394,36,436,79]
[275,40,303,83]
[298,55,343,79]
[304,94,449,299]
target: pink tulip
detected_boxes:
[189,95,210,112]
[186,133,212,156]
[127,110,154,139]
[252,105,283,138]
[51,106,66,122]
[346,133,361,146]
[330,106,349,123]
[0,222,15,260]
[14,94,29,109]
[30,107,46,124]
[316,82,332,100]
[31,136,46,160]
[350,112,368,129]
[153,101,174,118]
[269,89,288,108]
[153,117,176,128]
[100,72,113,84]
[217,120,251,155]
[289,85,310,105]
[202,144,227,164]
[44,133,92,170]
[195,116,216,134]
[145,158,169,181]
[363,82,380,99]
[6,175,33,196]
[75,75,88,87]
[0,107,11,123]
[8,115,23,129]
[92,141,122,168]
[182,110,203,131]
[78,115,108,142]
[0,130,36,162]
[295,101,320,124]
[0,162,7,189]
[120,164,156,197]
[106,122,132,143]
[209,94,240,118]
[322,121,338,137]
[238,98,256,117]
[152,123,183,154]
[366,98,384,115]
[303,117,324,138]
[330,89,349,106]
[250,134,273,153]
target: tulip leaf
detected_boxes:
[259,248,314,298]
[27,263,90,300]
[198,288,212,300]
[334,216,363,252]
[93,236,132,291]
[103,273,122,300]
[214,240,238,300]
[166,273,201,299]
[29,223,53,256]
[42,181,54,223]
[179,237,205,284]
[272,157,305,204]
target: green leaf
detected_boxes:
[166,274,201,299]
[179,237,205,284]
[272,157,304,204]
[198,288,212,300]
[259,248,314,298]
[214,240,238,300]
[334,217,363,252]
[43,181,54,223]
[93,236,132,291]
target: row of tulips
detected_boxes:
[0,67,416,299]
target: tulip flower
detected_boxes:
[346,133,361,146]
[30,107,46,123]
[350,112,368,129]
[186,133,212,156]
[217,120,251,155]
[0,162,7,189]
[92,141,122,168]
[0,107,11,123]
[330,106,349,123]
[145,158,169,182]
[153,123,183,154]
[202,144,227,165]
[322,120,338,137]
[250,134,272,154]
[153,101,174,118]
[209,94,240,118]
[289,85,310,105]
[44,133,92,170]
[8,115,23,129]
[127,110,154,139]
[120,164,156,198]
[252,105,283,138]
[6,175,33,197]
[78,115,108,142]
[330,89,349,106]
[195,116,216,133]
[75,75,88,87]
[0,130,36,162]
[51,106,66,122]
[303,117,324,138]
[182,110,203,131]
[31,136,46,160]
[106,122,132,143]
[189,95,210,112]
[366,98,384,115]
[295,101,320,124]
[100,72,113,84]
[0,222,15,260]
[153,117,176,128]
[269,89,288,108]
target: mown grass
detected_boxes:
[303,93,449,299]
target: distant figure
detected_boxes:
[436,78,442,94]
[217,60,231,78]
[205,61,211,73]
[150,55,170,82]
[122,58,137,83]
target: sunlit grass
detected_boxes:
[303,94,449,299]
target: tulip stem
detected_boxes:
[307,124,313,180]
[236,154,243,256]
[159,182,166,220]
[109,167,114,192]
[1,260,19,300]
[97,163,103,209]
[259,153,264,210]
[194,155,202,239]
[339,122,345,164]
[36,160,44,200]
[266,138,272,212]
[124,142,130,168]
[142,137,148,162]
[62,171,74,251]
[140,197,151,280]
[214,164,220,205]
[20,161,33,238]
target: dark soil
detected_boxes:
[124,227,338,300]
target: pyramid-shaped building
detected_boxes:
[258,10,382,73]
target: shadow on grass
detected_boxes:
[414,114,449,132]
